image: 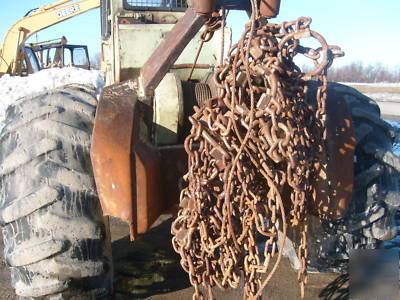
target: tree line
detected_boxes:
[326,61,400,83]
[89,55,399,83]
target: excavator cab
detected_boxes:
[27,37,91,71]
[20,46,41,75]
[30,43,90,70]
[0,0,100,76]
[19,43,91,75]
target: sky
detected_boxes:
[1,0,400,68]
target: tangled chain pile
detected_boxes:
[172,10,341,299]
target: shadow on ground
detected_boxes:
[319,273,349,300]
[110,217,349,300]
[111,218,190,299]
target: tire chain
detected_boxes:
[171,10,342,299]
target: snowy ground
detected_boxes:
[365,92,400,103]
[340,82,400,106]
[340,82,400,87]
[386,120,400,155]
[0,67,104,130]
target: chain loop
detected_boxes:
[172,14,340,299]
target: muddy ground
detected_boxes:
[0,217,347,300]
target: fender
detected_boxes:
[90,81,187,240]
[90,81,161,240]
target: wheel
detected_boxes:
[282,82,400,272]
[0,84,112,299]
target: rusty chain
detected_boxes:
[188,12,223,80]
[172,3,342,298]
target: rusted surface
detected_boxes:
[118,17,135,24]
[140,8,206,92]
[171,12,343,299]
[260,0,281,18]
[310,95,356,220]
[91,80,137,237]
[134,141,162,234]
[91,81,158,240]
[194,0,215,15]
[120,68,141,82]
[135,144,187,232]
[159,146,188,214]
[325,96,355,214]
[170,64,211,69]
[91,81,187,240]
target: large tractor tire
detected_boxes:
[0,84,112,299]
[283,82,400,272]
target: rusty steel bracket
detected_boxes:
[91,81,164,240]
[91,81,138,238]
[140,8,207,93]
[139,0,282,94]
[91,0,286,240]
[260,0,281,18]
[91,81,187,240]
[310,94,356,220]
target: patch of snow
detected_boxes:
[386,120,400,155]
[386,120,400,131]
[365,92,400,103]
[0,67,104,130]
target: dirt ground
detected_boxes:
[0,217,347,300]
[112,218,347,300]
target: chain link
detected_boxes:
[172,10,341,299]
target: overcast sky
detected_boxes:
[1,0,400,68]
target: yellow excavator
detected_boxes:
[0,0,100,76]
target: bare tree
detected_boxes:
[90,52,101,70]
[327,61,399,83]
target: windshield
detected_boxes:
[72,47,89,66]
[24,47,40,73]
